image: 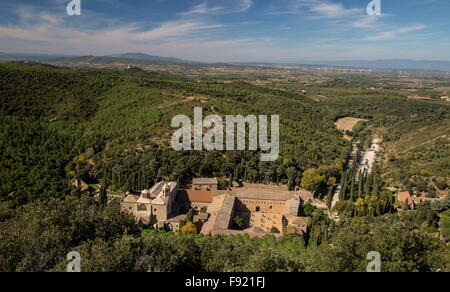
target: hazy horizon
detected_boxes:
[3,51,450,66]
[1,1,450,62]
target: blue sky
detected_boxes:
[0,0,449,62]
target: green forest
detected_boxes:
[0,62,449,272]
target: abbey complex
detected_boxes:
[122,178,312,237]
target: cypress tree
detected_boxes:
[372,175,379,197]
[365,171,373,195]
[358,174,364,198]
[326,189,333,211]
[339,172,347,200]
[350,177,356,202]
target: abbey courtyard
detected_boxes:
[121,178,316,237]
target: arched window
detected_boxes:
[256,206,261,212]
[139,204,147,211]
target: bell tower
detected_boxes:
[162,183,170,200]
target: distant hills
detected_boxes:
[0,52,74,62]
[0,52,193,66]
[1,52,450,72]
[107,53,188,63]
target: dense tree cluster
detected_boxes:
[0,195,138,272]
[0,116,98,206]
[334,164,395,218]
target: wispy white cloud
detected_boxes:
[310,2,362,18]
[179,2,224,16]
[265,0,362,18]
[237,0,253,12]
[179,0,252,16]
[363,24,428,40]
[130,20,225,41]
[352,15,381,28]
[0,4,256,60]
[0,4,226,43]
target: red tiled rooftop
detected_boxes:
[186,190,214,203]
[398,192,411,202]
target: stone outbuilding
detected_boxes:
[192,178,218,191]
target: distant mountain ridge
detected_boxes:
[0,52,75,62]
[1,53,450,72]
[107,53,188,63]
[0,52,192,65]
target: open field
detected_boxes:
[335,117,369,132]
[335,117,369,140]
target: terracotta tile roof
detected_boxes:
[398,192,412,203]
[180,190,214,203]
[397,192,417,209]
